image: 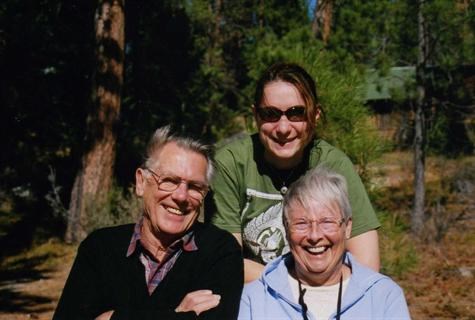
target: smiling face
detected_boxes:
[286,200,352,286]
[255,81,315,169]
[135,142,208,245]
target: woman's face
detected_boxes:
[286,200,352,286]
[255,81,314,169]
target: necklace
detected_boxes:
[279,170,294,195]
[266,165,297,195]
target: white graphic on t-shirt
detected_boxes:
[243,202,289,263]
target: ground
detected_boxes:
[0,152,474,319]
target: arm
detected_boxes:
[175,290,221,315]
[230,232,264,283]
[54,237,111,320]
[346,229,380,271]
[383,282,411,319]
[112,234,243,320]
[323,148,381,270]
[185,229,244,320]
[232,232,264,283]
[237,291,252,320]
[98,290,221,320]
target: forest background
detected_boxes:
[0,0,474,318]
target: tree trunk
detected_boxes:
[312,0,333,43]
[66,0,125,243]
[412,0,429,235]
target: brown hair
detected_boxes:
[254,62,323,132]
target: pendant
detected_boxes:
[280,185,288,195]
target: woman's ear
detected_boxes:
[315,104,322,122]
[252,104,257,117]
[345,218,353,239]
[135,168,146,197]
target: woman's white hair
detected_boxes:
[283,166,352,223]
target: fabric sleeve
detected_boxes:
[53,234,111,319]
[324,152,380,237]
[109,230,243,320]
[237,289,252,320]
[208,148,244,233]
[193,230,244,319]
[114,229,243,320]
[383,282,411,319]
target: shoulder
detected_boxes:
[242,256,287,298]
[349,254,404,296]
[242,278,266,297]
[215,133,254,162]
[82,224,134,249]
[309,139,360,177]
[193,222,241,248]
[311,139,351,163]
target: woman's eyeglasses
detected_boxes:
[288,217,345,234]
[256,106,306,122]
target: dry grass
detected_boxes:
[371,152,475,319]
[0,240,76,320]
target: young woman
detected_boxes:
[209,62,380,282]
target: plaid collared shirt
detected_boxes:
[126,218,198,295]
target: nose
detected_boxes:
[275,116,291,136]
[171,181,189,203]
[307,221,323,242]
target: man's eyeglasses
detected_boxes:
[145,168,208,201]
[256,106,306,122]
[287,217,346,234]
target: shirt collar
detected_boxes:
[126,217,198,257]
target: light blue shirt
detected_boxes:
[239,252,411,320]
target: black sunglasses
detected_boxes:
[256,106,306,122]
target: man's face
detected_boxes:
[135,142,208,242]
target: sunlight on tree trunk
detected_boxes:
[312,0,333,44]
[66,0,125,243]
[412,0,429,235]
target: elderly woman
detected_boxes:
[209,62,380,283]
[238,166,410,319]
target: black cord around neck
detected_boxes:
[297,273,344,320]
[336,273,343,320]
[297,279,309,320]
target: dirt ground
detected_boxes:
[0,244,75,320]
[0,152,474,319]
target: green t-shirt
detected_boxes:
[209,134,380,264]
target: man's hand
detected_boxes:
[95,310,114,320]
[175,290,221,316]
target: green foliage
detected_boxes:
[378,210,418,277]
[330,0,475,156]
[3,0,471,244]
[84,185,141,234]
[426,110,450,155]
[329,0,403,67]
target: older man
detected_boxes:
[54,126,244,320]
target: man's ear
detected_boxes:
[345,218,353,239]
[135,168,146,197]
